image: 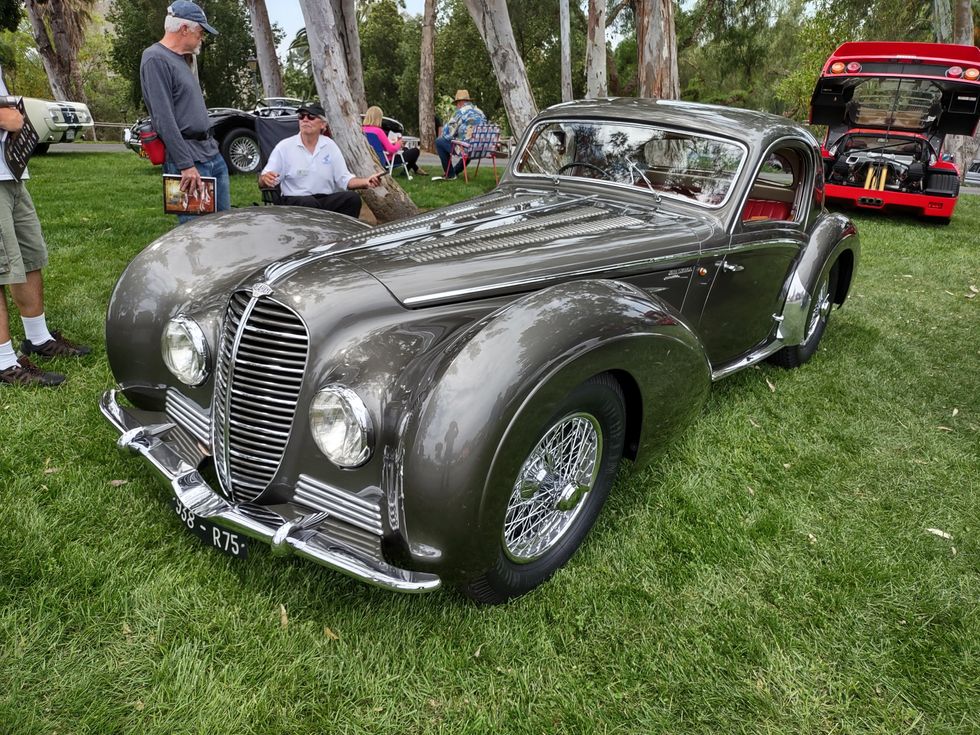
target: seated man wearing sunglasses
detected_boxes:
[259,104,383,217]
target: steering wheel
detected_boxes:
[557,161,612,179]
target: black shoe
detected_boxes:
[21,330,92,359]
[0,356,66,387]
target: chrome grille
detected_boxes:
[213,290,309,503]
[165,388,210,445]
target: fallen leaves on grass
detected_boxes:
[765,378,776,393]
[926,528,952,540]
[279,604,288,629]
[749,417,760,428]
[937,426,954,432]
[109,479,128,487]
[323,626,339,640]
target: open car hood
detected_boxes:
[810,42,980,137]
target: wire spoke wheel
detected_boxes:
[503,412,602,563]
[803,275,832,346]
[229,136,260,173]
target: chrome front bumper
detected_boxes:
[99,389,440,593]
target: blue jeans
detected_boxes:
[436,137,463,178]
[164,153,230,224]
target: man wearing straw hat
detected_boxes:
[433,89,487,181]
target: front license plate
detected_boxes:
[64,129,75,141]
[170,498,248,558]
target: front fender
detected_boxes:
[779,212,860,344]
[396,279,711,582]
[105,207,369,409]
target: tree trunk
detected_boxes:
[418,0,437,151]
[585,0,607,98]
[933,0,953,42]
[463,0,538,139]
[946,0,977,178]
[246,0,284,99]
[559,0,573,102]
[298,0,418,223]
[636,0,679,99]
[330,0,367,112]
[24,0,88,101]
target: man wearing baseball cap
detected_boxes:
[140,2,228,223]
[259,103,383,217]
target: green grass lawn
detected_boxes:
[1,151,978,734]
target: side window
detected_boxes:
[741,147,807,224]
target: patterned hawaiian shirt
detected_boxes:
[441,102,487,142]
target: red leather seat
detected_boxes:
[742,199,791,221]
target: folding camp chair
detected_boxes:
[448,124,501,183]
[364,130,412,180]
[255,116,299,204]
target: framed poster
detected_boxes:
[163,174,217,215]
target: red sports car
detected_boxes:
[811,41,980,223]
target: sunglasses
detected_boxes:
[298,112,322,121]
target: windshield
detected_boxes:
[848,78,943,130]
[514,120,745,207]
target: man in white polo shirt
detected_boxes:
[259,103,382,217]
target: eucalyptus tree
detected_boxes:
[636,0,678,98]
[418,0,437,149]
[298,0,417,223]
[585,0,607,97]
[245,0,284,98]
[24,0,94,101]
[463,0,538,138]
[559,0,573,101]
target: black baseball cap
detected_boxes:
[297,103,326,120]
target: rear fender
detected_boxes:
[778,212,860,344]
[396,279,711,582]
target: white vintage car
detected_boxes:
[22,97,94,154]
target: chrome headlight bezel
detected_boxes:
[309,385,373,468]
[161,315,211,386]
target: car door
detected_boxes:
[696,144,813,366]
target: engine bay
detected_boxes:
[824,134,934,193]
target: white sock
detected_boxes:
[0,340,18,370]
[22,313,53,346]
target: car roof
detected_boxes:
[535,97,811,149]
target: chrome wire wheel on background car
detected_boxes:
[464,373,626,604]
[503,413,602,563]
[221,128,260,174]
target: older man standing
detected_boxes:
[140,1,229,223]
[259,103,383,217]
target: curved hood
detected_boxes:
[264,188,712,308]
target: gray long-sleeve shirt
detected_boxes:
[139,43,219,170]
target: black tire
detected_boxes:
[33,142,50,155]
[462,373,626,604]
[769,264,838,369]
[220,127,260,174]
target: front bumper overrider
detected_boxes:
[99,389,440,593]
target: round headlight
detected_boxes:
[161,316,210,386]
[309,385,373,468]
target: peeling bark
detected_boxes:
[298,0,418,223]
[586,0,607,98]
[462,0,538,139]
[330,0,366,112]
[636,0,679,99]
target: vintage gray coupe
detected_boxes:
[101,98,859,603]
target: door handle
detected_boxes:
[715,260,744,273]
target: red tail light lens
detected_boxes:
[947,66,964,78]
[846,62,862,73]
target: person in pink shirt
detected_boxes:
[362,106,427,176]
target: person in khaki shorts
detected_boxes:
[0,68,90,387]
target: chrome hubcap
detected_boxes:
[503,413,601,563]
[230,137,259,172]
[804,278,831,343]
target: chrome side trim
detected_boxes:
[401,250,702,306]
[165,389,210,446]
[100,390,439,593]
[710,340,783,381]
[295,474,384,536]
